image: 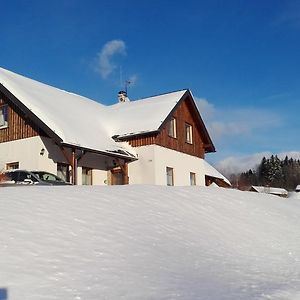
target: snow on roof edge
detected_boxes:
[202,159,231,185]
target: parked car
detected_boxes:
[0,169,71,186]
[30,171,72,185]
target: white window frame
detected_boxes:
[190,172,196,186]
[0,104,8,129]
[6,162,19,170]
[166,167,174,186]
[168,117,177,138]
[185,123,193,144]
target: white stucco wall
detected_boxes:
[0,138,220,186]
[128,145,207,186]
[0,136,109,185]
[0,136,57,172]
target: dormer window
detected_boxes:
[168,117,177,138]
[185,123,193,144]
[0,104,8,128]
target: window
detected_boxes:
[168,117,177,138]
[82,167,93,185]
[5,170,38,183]
[57,163,70,183]
[166,167,174,186]
[17,171,38,183]
[0,104,8,128]
[185,123,193,144]
[6,162,19,170]
[190,172,196,186]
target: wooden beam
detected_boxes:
[59,146,78,185]
[116,158,129,185]
[59,146,72,165]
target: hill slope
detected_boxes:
[1,185,300,300]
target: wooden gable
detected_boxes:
[156,95,208,158]
[0,91,44,143]
[120,91,215,159]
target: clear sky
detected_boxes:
[1,0,299,169]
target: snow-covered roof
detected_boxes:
[0,67,191,157]
[202,159,231,185]
[0,67,135,158]
[251,186,288,196]
[106,90,186,137]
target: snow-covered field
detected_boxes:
[1,185,300,300]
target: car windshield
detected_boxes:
[32,171,64,182]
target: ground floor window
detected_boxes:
[190,172,196,185]
[166,167,174,186]
[6,162,19,170]
[57,163,70,183]
[82,167,92,185]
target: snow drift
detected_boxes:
[1,185,300,300]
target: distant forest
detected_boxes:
[229,155,300,191]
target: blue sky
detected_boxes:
[1,0,300,170]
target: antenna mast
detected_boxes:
[125,80,131,95]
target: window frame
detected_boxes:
[57,163,71,183]
[82,167,93,185]
[185,123,193,144]
[6,162,19,170]
[166,167,174,186]
[168,117,177,139]
[190,172,196,186]
[0,104,8,129]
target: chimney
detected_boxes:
[118,90,130,103]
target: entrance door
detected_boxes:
[110,163,129,185]
[111,168,125,185]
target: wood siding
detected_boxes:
[0,93,42,143]
[123,96,206,158]
[126,134,157,147]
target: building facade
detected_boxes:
[0,67,229,187]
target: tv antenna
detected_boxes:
[119,66,131,95]
[125,80,131,94]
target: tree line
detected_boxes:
[229,155,300,191]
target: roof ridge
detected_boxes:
[133,89,188,102]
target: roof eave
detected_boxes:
[113,130,159,141]
[0,83,63,144]
[60,142,137,161]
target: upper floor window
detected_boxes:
[168,117,177,138]
[0,104,8,128]
[185,123,193,144]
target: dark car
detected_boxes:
[0,170,71,186]
[31,171,72,185]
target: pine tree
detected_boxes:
[233,155,300,191]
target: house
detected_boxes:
[250,186,288,198]
[0,67,230,187]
